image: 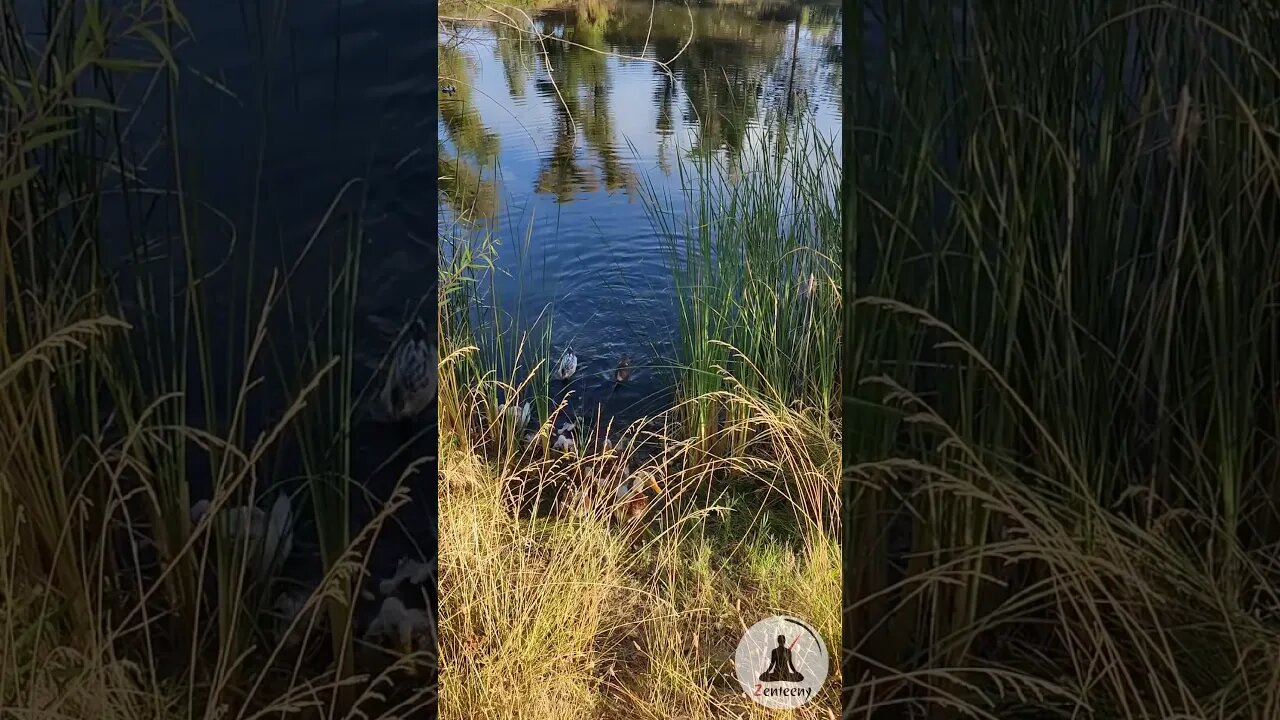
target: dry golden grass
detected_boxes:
[437,344,841,718]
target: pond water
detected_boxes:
[12,0,839,591]
[439,0,843,431]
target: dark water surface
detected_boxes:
[439,0,842,430]
[135,0,443,579]
[16,0,839,583]
[11,0,445,653]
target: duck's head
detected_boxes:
[190,499,212,525]
[614,355,633,382]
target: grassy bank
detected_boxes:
[847,2,1280,717]
[2,3,435,718]
[437,119,841,717]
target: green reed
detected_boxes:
[849,2,1280,717]
[439,215,557,462]
[0,0,197,648]
[643,117,841,453]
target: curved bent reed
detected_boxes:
[847,2,1280,716]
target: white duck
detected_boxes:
[505,401,533,429]
[272,587,314,646]
[364,597,433,651]
[190,493,294,571]
[554,349,578,380]
[379,320,437,422]
[378,557,435,596]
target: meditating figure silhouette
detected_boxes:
[759,634,804,683]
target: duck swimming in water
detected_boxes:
[190,493,295,572]
[379,320,437,423]
[614,354,633,383]
[552,434,576,453]
[555,349,578,380]
[549,415,580,453]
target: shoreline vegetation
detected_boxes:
[437,49,842,720]
[435,0,841,715]
[846,2,1280,718]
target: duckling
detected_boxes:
[613,354,633,383]
[799,272,818,298]
[624,493,649,521]
[552,434,576,453]
[190,493,295,571]
[613,472,655,522]
[612,477,635,506]
[272,586,314,647]
[555,349,578,380]
[378,557,435,596]
[364,596,433,652]
[379,320,437,423]
[505,401,533,429]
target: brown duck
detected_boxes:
[616,468,661,523]
[613,354,633,383]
